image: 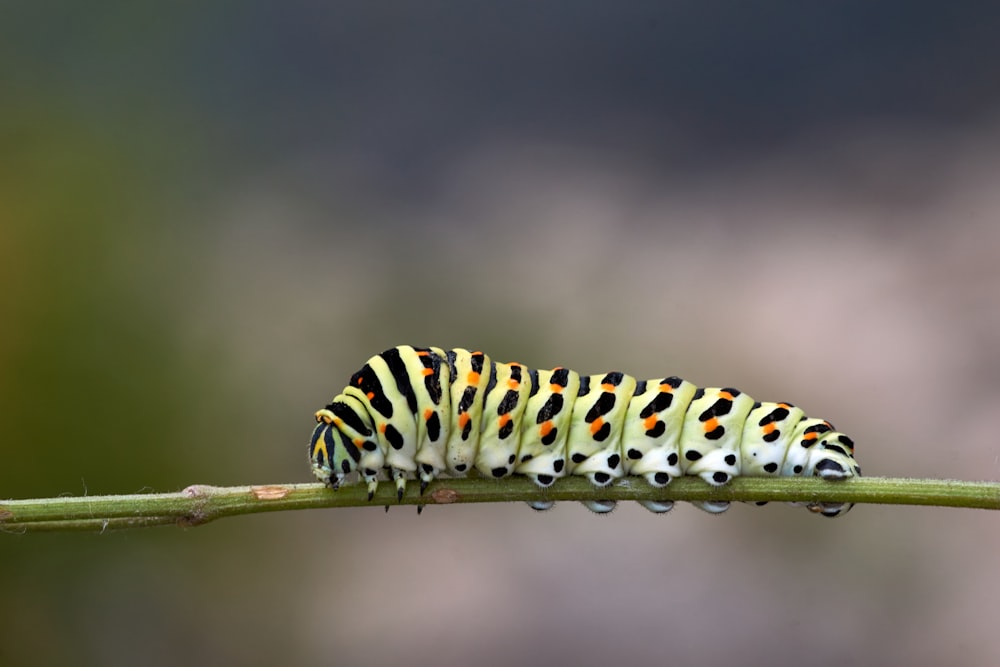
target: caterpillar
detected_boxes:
[309,345,860,516]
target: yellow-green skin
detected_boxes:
[310,346,861,516]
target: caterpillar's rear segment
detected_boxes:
[309,345,860,516]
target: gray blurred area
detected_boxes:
[3,2,1000,666]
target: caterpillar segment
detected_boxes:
[309,345,861,516]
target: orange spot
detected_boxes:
[467,371,481,384]
[424,408,434,421]
[379,424,387,434]
[498,414,511,428]
[601,383,615,392]
[356,377,364,386]
[421,368,433,377]
[643,415,658,431]
[332,417,343,427]
[803,432,818,441]
[366,392,375,400]
[659,383,674,392]
[507,379,519,390]
[719,391,733,400]
[539,421,554,437]
[550,383,563,393]
[589,417,605,436]
[703,417,719,433]
[416,350,429,356]
[353,438,365,448]
[762,423,776,435]
[458,412,470,430]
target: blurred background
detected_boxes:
[3,2,1000,665]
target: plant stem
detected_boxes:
[2,476,998,533]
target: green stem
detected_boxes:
[2,476,998,533]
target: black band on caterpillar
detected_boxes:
[310,346,861,516]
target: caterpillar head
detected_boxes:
[309,396,375,489]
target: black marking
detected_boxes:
[763,462,779,473]
[484,361,498,396]
[640,390,675,419]
[593,472,611,485]
[508,454,516,465]
[521,454,533,462]
[839,435,855,451]
[593,422,612,441]
[338,431,361,463]
[685,450,702,461]
[328,402,374,437]
[712,472,729,484]
[421,463,434,474]
[426,412,441,441]
[498,418,515,439]
[601,372,624,386]
[804,423,832,435]
[667,452,679,466]
[497,390,519,415]
[763,430,780,443]
[692,387,705,400]
[577,376,591,396]
[724,454,736,466]
[536,474,554,486]
[823,444,849,456]
[571,452,587,464]
[699,396,733,421]
[653,472,670,485]
[527,369,540,397]
[607,454,620,469]
[455,463,467,472]
[645,421,666,438]
[634,380,647,393]
[627,448,642,460]
[541,426,558,446]
[350,364,393,418]
[585,392,616,422]
[551,368,570,387]
[663,376,683,388]
[458,386,477,417]
[384,424,404,450]
[382,347,418,414]
[553,459,564,473]
[793,464,803,474]
[491,466,507,478]
[341,459,351,474]
[537,393,564,422]
[705,425,725,440]
[421,350,444,404]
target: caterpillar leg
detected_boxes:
[691,500,730,514]
[392,468,408,502]
[583,500,617,513]
[639,500,674,514]
[361,468,379,501]
[527,500,555,511]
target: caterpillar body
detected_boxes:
[309,345,861,516]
